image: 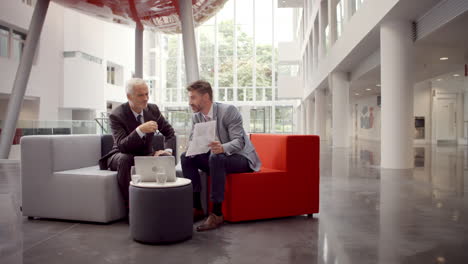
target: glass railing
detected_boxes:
[0,120,99,145]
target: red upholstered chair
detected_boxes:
[221,134,320,222]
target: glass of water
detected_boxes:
[156,167,167,184]
[130,166,140,184]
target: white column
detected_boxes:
[319,2,328,60]
[134,25,143,78]
[314,89,327,139]
[343,0,351,24]
[328,0,337,45]
[380,21,414,169]
[307,96,315,134]
[0,0,50,159]
[330,71,350,147]
[179,0,200,83]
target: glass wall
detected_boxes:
[155,0,299,135]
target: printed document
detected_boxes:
[186,120,216,156]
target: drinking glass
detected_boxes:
[155,167,167,184]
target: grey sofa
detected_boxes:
[21,134,170,223]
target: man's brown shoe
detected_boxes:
[196,213,223,232]
[193,208,205,222]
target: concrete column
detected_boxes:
[306,96,315,134]
[134,25,143,78]
[313,25,318,70]
[314,89,327,139]
[319,1,328,60]
[380,21,414,169]
[0,0,50,159]
[464,68,468,140]
[330,71,350,147]
[328,0,337,45]
[179,0,200,83]
[343,0,351,24]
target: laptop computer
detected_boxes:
[134,156,177,182]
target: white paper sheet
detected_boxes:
[186,120,217,156]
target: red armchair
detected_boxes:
[222,134,320,222]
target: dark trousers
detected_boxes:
[107,153,134,207]
[180,152,252,204]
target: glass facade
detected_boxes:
[154,0,299,135]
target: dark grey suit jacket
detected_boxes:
[190,102,261,171]
[99,102,175,169]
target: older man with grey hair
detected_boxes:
[99,78,175,211]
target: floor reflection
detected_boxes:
[1,140,468,264]
[322,140,468,264]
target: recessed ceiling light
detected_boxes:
[440,57,449,61]
[376,84,381,87]
[366,88,372,91]
[355,93,359,95]
[453,74,460,77]
[437,78,443,81]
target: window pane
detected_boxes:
[256,48,272,87]
[200,56,214,84]
[171,89,178,102]
[237,25,253,57]
[237,57,253,87]
[218,20,234,57]
[236,0,253,26]
[275,106,293,133]
[246,88,253,101]
[255,0,272,45]
[199,25,215,57]
[265,88,272,101]
[166,35,178,57]
[12,31,26,60]
[165,90,171,102]
[227,88,234,101]
[237,88,245,101]
[219,56,234,87]
[256,88,264,101]
[217,0,234,57]
[218,88,226,101]
[236,0,254,58]
[0,35,9,57]
[166,58,178,88]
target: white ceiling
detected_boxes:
[349,5,468,100]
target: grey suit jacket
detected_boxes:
[190,102,261,171]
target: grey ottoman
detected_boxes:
[129,178,193,244]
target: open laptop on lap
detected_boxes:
[134,156,177,182]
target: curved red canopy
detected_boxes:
[53,0,228,33]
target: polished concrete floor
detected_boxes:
[1,141,468,264]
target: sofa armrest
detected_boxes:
[21,136,55,215]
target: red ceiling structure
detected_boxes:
[53,0,229,33]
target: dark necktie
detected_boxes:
[137,114,146,142]
[137,114,143,124]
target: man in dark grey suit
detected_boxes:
[181,80,261,231]
[99,78,175,210]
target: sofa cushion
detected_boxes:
[55,165,117,177]
[52,166,123,222]
[52,135,101,172]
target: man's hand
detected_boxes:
[209,141,224,154]
[139,121,158,134]
[154,150,171,156]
